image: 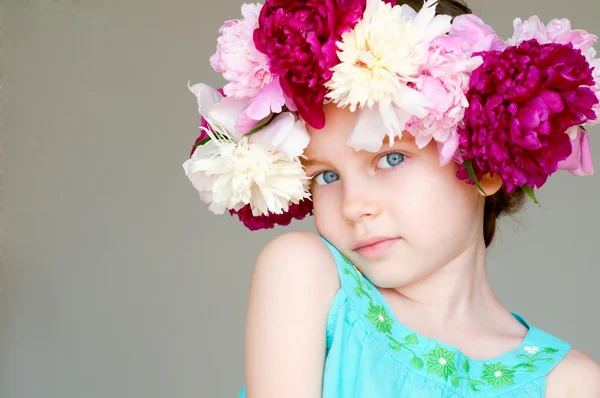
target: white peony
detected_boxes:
[183,135,310,217]
[184,83,312,217]
[325,0,452,152]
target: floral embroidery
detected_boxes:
[366,304,394,334]
[524,346,539,354]
[482,363,516,389]
[513,346,559,372]
[340,258,563,393]
[424,344,457,380]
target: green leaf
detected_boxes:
[411,356,424,369]
[520,184,540,206]
[354,287,364,298]
[342,269,351,275]
[243,114,275,137]
[469,380,482,392]
[404,333,419,345]
[463,160,487,195]
[515,354,529,359]
[452,375,461,388]
[389,341,402,352]
[193,137,211,147]
[462,359,470,373]
[542,347,559,354]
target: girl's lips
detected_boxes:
[354,237,401,259]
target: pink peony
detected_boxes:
[407,34,484,165]
[406,14,504,166]
[229,199,314,230]
[508,17,597,59]
[208,3,299,134]
[449,14,506,54]
[209,3,273,99]
[253,0,391,129]
[457,39,598,193]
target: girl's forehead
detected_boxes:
[306,104,359,142]
[304,105,418,159]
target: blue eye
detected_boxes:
[377,152,405,169]
[314,170,339,186]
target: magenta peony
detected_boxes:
[253,0,392,129]
[457,39,598,192]
[229,198,314,230]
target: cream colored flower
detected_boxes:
[325,0,452,152]
[184,83,312,217]
[184,134,310,217]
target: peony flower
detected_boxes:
[209,3,273,99]
[406,34,484,165]
[184,135,311,217]
[184,82,312,218]
[253,0,378,129]
[235,75,297,134]
[205,2,299,135]
[188,82,308,159]
[229,198,313,230]
[457,39,598,193]
[325,0,452,152]
[448,14,506,54]
[507,16,600,125]
[507,16,597,59]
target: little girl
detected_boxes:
[183,0,600,396]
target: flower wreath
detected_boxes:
[183,0,598,230]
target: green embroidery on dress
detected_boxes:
[452,360,486,391]
[512,346,558,372]
[366,304,394,334]
[340,263,560,392]
[343,265,423,367]
[424,344,457,380]
[481,363,516,389]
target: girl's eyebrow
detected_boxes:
[303,158,329,168]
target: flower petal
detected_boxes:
[188,82,224,118]
[558,128,594,175]
[347,106,388,152]
[208,96,253,138]
[250,112,310,158]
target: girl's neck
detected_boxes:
[379,237,514,333]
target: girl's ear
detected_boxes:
[478,172,503,197]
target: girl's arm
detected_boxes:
[243,232,341,398]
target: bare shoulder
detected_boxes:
[545,348,600,397]
[251,231,341,297]
[243,232,341,398]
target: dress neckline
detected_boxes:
[319,235,571,394]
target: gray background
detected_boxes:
[1,0,598,397]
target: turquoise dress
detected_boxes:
[238,236,571,397]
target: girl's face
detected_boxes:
[303,103,487,288]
